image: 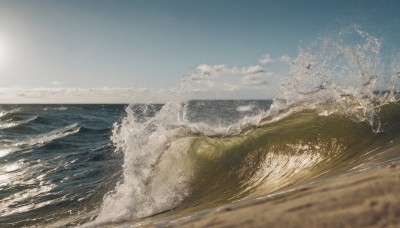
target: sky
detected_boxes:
[0,0,399,103]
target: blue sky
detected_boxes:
[0,0,399,103]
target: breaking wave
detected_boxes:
[90,28,400,226]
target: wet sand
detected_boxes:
[150,161,400,227]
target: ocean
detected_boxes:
[1,29,400,227]
[0,104,124,226]
[1,98,399,227]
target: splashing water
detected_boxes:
[92,28,400,226]
[94,103,190,223]
[265,27,399,130]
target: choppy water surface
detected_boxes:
[0,105,125,226]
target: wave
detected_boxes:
[0,109,19,121]
[0,111,9,118]
[15,123,80,147]
[42,106,69,111]
[0,116,38,129]
[0,123,81,158]
[0,158,68,218]
[0,123,83,218]
[90,28,400,226]
[91,102,400,226]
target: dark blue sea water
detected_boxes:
[0,104,126,226]
[0,101,271,227]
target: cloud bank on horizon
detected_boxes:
[0,87,172,104]
[1,53,290,103]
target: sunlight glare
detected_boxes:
[0,40,7,64]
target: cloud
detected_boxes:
[222,83,240,91]
[242,65,265,75]
[195,63,272,88]
[192,87,210,92]
[280,55,291,63]
[0,87,180,104]
[241,75,269,86]
[259,54,291,64]
[259,54,273,64]
[196,64,228,76]
[196,64,265,76]
[1,54,287,104]
[265,72,275,77]
[205,80,215,87]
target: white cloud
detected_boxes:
[52,81,61,85]
[265,72,275,77]
[195,63,271,88]
[242,65,265,75]
[196,64,265,76]
[196,64,228,76]
[241,75,268,86]
[259,54,273,64]
[280,55,291,63]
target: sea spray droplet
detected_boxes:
[268,27,399,131]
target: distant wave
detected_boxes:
[0,110,17,120]
[42,106,69,111]
[0,116,38,129]
[0,123,80,158]
[0,111,9,118]
[15,123,81,147]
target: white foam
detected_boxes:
[236,105,254,112]
[42,106,68,111]
[0,148,15,158]
[0,116,38,129]
[94,103,191,224]
[0,111,8,118]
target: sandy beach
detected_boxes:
[141,160,400,228]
